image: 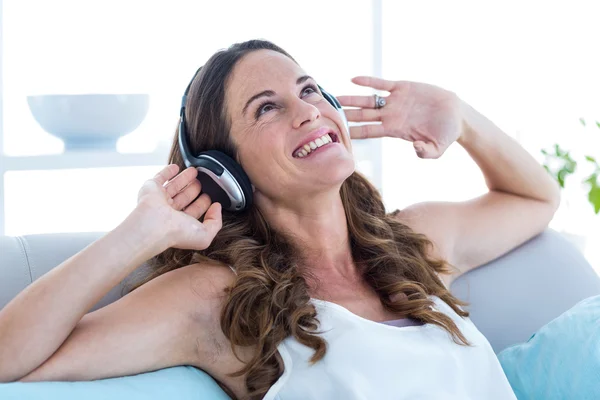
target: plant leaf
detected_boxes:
[557,169,567,188]
[585,173,598,185]
[580,117,586,126]
[596,121,600,129]
[588,184,600,214]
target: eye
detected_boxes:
[302,84,319,97]
[254,84,320,120]
[256,101,276,118]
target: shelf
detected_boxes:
[0,146,171,171]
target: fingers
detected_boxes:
[337,95,377,108]
[174,201,223,251]
[351,76,396,92]
[152,164,179,186]
[200,202,223,238]
[344,108,381,122]
[171,180,201,211]
[163,166,198,198]
[182,193,212,219]
[349,124,386,140]
[337,94,389,110]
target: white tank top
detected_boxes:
[262,295,517,400]
[226,266,516,399]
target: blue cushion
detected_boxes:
[0,366,231,400]
[497,294,600,399]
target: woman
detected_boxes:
[0,40,560,399]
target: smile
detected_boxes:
[293,132,339,158]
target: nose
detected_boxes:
[291,97,320,129]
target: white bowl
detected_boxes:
[27,94,149,151]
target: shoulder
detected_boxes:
[177,263,253,398]
[390,205,456,288]
[172,262,236,298]
[138,261,235,306]
[144,262,250,390]
[390,203,451,256]
[145,261,236,330]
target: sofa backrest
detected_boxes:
[1,230,599,352]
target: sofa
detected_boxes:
[1,229,600,354]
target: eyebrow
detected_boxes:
[242,75,314,116]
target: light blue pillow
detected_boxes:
[0,366,231,400]
[498,294,600,399]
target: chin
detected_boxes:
[331,157,356,184]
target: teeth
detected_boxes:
[294,132,336,158]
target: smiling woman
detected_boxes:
[0,36,530,400]
[121,40,517,400]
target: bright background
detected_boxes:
[1,0,599,270]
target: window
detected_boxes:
[1,0,376,234]
[381,0,600,266]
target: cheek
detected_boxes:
[238,134,287,181]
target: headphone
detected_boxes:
[178,67,348,213]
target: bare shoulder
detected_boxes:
[390,203,450,256]
[390,205,456,288]
[159,262,253,398]
[133,261,235,322]
[169,261,236,302]
[151,261,235,339]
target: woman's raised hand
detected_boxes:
[337,76,464,159]
[136,164,222,251]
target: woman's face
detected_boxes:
[225,50,355,204]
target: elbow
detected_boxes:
[549,180,562,212]
[540,191,561,232]
[0,351,18,383]
[540,180,562,222]
[0,368,21,384]
[0,360,26,383]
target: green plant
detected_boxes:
[541,118,600,214]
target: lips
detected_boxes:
[292,127,340,157]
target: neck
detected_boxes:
[255,189,358,286]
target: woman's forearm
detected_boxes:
[457,100,561,206]
[0,209,165,382]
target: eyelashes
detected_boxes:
[254,84,320,119]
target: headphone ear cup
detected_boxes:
[196,171,234,210]
[199,150,253,211]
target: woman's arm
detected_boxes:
[339,76,561,284]
[0,164,223,381]
[458,100,560,206]
[400,100,561,282]
[17,262,235,383]
[0,212,162,381]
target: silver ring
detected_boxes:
[374,94,386,109]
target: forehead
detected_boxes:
[227,50,306,111]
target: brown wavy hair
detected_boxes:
[127,39,471,400]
